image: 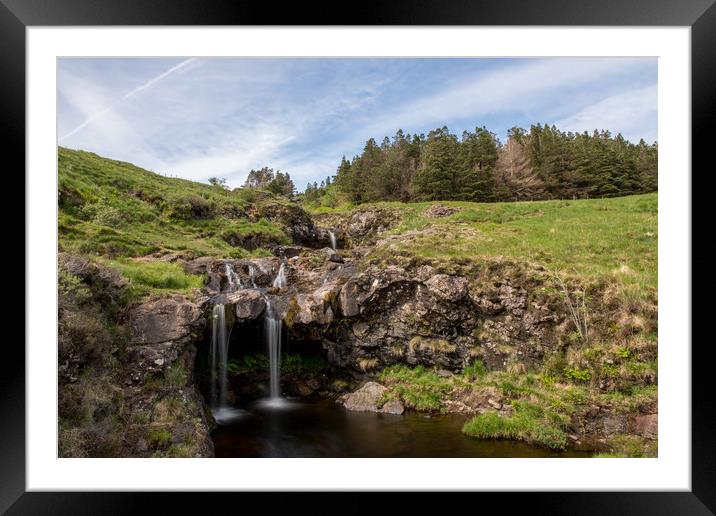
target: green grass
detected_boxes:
[376,362,655,452]
[318,194,657,291]
[96,257,205,301]
[379,364,452,412]
[147,427,172,449]
[462,400,568,450]
[58,147,287,259]
[592,435,658,458]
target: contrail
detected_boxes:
[59,58,197,141]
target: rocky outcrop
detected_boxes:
[250,202,333,248]
[123,294,213,457]
[314,206,401,245]
[58,253,214,458]
[315,260,561,373]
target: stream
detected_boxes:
[211,398,591,458]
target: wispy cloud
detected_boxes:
[59,58,198,141]
[554,84,658,143]
[58,58,657,189]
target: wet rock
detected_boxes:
[329,253,345,264]
[225,289,266,320]
[339,279,361,317]
[291,280,342,325]
[321,247,344,263]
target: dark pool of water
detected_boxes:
[211,398,591,458]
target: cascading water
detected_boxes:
[249,265,257,288]
[210,304,229,407]
[264,298,282,399]
[328,230,337,251]
[224,262,242,291]
[273,263,287,289]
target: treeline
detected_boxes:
[328,124,657,203]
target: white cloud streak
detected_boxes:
[59,58,198,141]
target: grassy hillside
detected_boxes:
[312,194,657,292]
[58,147,288,259]
[59,147,656,301]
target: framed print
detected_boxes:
[3,0,713,512]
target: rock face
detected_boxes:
[301,260,560,373]
[251,202,327,248]
[58,254,214,458]
[342,382,404,414]
[314,206,401,245]
[129,295,203,347]
[123,295,213,457]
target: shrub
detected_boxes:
[92,204,125,228]
[564,367,592,383]
[165,194,215,220]
[462,360,486,380]
[147,427,172,449]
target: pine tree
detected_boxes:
[414,127,460,200]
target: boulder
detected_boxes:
[291,280,342,325]
[342,382,404,414]
[275,245,303,259]
[128,295,204,346]
[225,289,266,320]
[425,274,468,302]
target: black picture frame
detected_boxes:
[3,0,712,512]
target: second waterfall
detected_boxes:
[264,298,282,399]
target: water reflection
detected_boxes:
[211,398,591,458]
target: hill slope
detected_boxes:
[58,147,289,258]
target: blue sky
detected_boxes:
[58,57,657,190]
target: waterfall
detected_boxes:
[264,298,282,399]
[273,262,287,289]
[224,262,242,291]
[249,265,257,288]
[210,304,230,406]
[329,230,337,251]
